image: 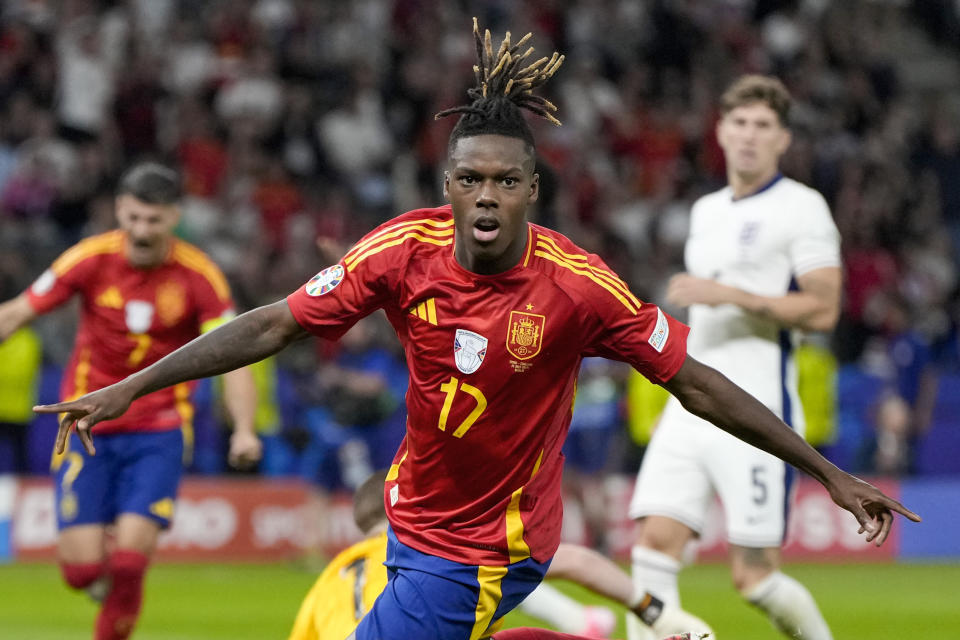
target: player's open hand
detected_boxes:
[34,383,136,456]
[826,471,921,546]
[228,430,263,470]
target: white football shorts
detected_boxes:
[629,399,796,548]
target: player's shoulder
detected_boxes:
[773,177,833,223]
[51,230,125,274]
[775,176,828,204]
[689,186,732,221]
[342,205,455,273]
[324,532,387,575]
[169,238,224,273]
[528,224,642,316]
[168,238,231,298]
[693,185,732,208]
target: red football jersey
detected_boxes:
[27,230,235,434]
[287,206,689,566]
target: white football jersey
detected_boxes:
[680,175,840,431]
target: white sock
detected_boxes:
[631,545,681,605]
[627,545,682,640]
[518,582,587,633]
[745,571,833,640]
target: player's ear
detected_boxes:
[778,127,793,155]
[443,171,451,201]
[715,117,727,148]
[166,205,182,229]
[528,173,539,204]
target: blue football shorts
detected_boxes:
[353,527,551,640]
[52,429,184,530]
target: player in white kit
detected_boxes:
[627,75,841,640]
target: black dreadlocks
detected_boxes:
[436,17,564,156]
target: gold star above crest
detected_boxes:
[525,303,534,310]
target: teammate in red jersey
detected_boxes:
[0,162,261,640]
[38,20,918,640]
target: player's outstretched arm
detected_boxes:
[663,355,921,545]
[36,299,307,455]
[0,294,38,343]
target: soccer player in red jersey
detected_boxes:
[0,163,261,640]
[38,21,918,640]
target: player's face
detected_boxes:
[115,194,180,268]
[716,101,791,179]
[444,134,539,275]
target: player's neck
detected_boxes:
[124,237,172,269]
[454,236,527,276]
[728,167,780,200]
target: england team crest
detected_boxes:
[454,329,487,374]
[506,311,545,360]
[305,264,345,296]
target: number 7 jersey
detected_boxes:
[26,230,236,434]
[287,206,689,566]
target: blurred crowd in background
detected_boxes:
[2,1,960,498]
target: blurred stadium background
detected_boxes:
[1,0,959,638]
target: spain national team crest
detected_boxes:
[507,310,545,360]
[305,264,345,296]
[156,281,186,326]
[454,329,488,374]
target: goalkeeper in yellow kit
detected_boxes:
[288,471,389,640]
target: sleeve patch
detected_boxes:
[305,264,345,296]
[31,270,56,296]
[648,307,670,353]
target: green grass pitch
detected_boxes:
[1,561,958,639]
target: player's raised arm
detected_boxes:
[0,294,37,343]
[662,354,921,545]
[37,299,307,455]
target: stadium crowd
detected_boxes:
[1,0,959,486]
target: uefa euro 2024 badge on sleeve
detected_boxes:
[306,264,345,296]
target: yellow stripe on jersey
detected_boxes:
[530,449,544,478]
[408,298,439,325]
[174,382,194,465]
[504,449,544,564]
[425,297,437,325]
[534,249,640,314]
[470,565,509,640]
[345,228,454,273]
[51,231,124,276]
[51,350,93,471]
[74,348,91,398]
[522,225,534,267]
[171,243,232,302]
[386,449,408,481]
[536,235,642,309]
[344,217,455,264]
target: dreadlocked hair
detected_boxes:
[436,17,564,155]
